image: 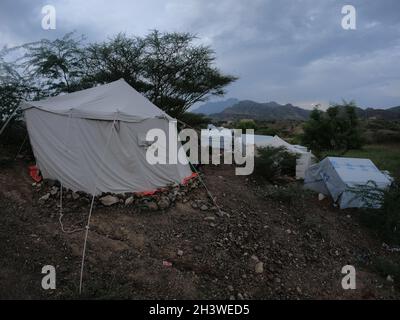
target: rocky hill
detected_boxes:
[194,98,400,121]
[210,100,311,121]
[355,106,400,120]
[192,98,239,115]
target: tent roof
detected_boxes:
[21,79,171,122]
[305,156,392,209]
[241,134,308,154]
[326,157,391,185]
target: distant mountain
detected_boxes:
[389,106,400,113]
[195,97,400,121]
[192,98,239,115]
[353,106,400,120]
[210,100,311,121]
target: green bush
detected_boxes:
[354,180,400,245]
[301,101,364,152]
[253,146,298,181]
[236,119,257,132]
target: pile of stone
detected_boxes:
[33,175,201,212]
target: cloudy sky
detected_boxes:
[1,0,399,109]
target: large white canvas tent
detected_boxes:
[21,79,192,195]
[304,157,392,209]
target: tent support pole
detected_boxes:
[191,164,224,215]
[14,133,28,160]
[0,106,21,138]
[176,119,224,215]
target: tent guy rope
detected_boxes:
[79,115,117,294]
[58,113,84,234]
[58,184,84,234]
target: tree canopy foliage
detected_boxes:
[20,32,86,93]
[178,112,211,129]
[0,30,236,122]
[235,119,258,132]
[301,101,364,152]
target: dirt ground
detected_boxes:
[0,154,399,299]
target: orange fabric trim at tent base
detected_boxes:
[182,172,198,185]
[29,165,42,183]
[28,165,198,196]
[134,172,198,197]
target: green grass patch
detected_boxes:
[321,143,400,177]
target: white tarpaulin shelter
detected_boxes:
[239,134,315,179]
[304,157,392,209]
[21,79,192,195]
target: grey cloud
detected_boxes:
[0,0,399,108]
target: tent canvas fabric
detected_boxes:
[304,157,392,209]
[22,79,192,195]
[21,79,172,122]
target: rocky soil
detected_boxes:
[0,155,399,299]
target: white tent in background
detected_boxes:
[202,125,233,149]
[304,157,392,209]
[21,79,192,195]
[239,134,316,179]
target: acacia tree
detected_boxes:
[0,51,40,122]
[20,32,85,94]
[0,51,39,148]
[84,30,237,118]
[0,33,85,129]
[140,30,236,117]
[2,31,236,119]
[82,33,146,91]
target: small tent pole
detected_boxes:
[176,119,224,215]
[14,134,28,160]
[0,106,21,138]
[191,163,224,215]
